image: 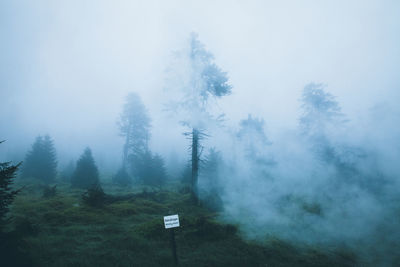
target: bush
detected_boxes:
[82,184,107,207]
[42,185,57,198]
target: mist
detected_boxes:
[1,0,400,265]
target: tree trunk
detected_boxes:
[122,127,131,170]
[191,128,199,204]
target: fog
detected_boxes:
[1,0,400,264]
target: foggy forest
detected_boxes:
[1,1,400,266]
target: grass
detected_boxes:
[7,180,359,267]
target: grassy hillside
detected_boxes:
[7,180,358,267]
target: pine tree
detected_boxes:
[300,83,345,138]
[21,135,57,183]
[237,114,271,162]
[60,160,75,182]
[0,141,31,267]
[71,148,99,189]
[0,141,21,229]
[118,93,151,170]
[112,166,131,186]
[166,33,232,203]
[134,151,167,187]
[299,83,347,162]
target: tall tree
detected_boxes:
[21,135,57,183]
[118,92,151,167]
[117,92,151,181]
[167,33,232,203]
[71,148,99,189]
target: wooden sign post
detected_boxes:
[164,214,180,265]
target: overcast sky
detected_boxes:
[1,0,399,168]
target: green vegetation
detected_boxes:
[71,148,99,189]
[21,135,57,183]
[8,180,358,267]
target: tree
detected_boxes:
[166,33,232,203]
[237,114,271,158]
[0,140,31,267]
[300,83,345,138]
[71,148,99,189]
[60,160,75,182]
[21,135,57,183]
[112,166,131,186]
[133,151,167,187]
[0,141,21,229]
[118,92,151,172]
[299,83,365,181]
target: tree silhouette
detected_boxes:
[0,141,21,229]
[133,150,167,187]
[167,33,232,203]
[71,148,99,189]
[118,92,151,171]
[300,83,345,138]
[21,135,57,183]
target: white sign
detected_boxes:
[164,214,180,229]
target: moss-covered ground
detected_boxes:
[7,181,358,267]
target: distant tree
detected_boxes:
[166,33,232,203]
[299,84,343,161]
[300,83,345,138]
[112,166,131,186]
[71,148,99,189]
[148,154,167,187]
[134,151,167,187]
[21,135,57,183]
[118,92,151,173]
[180,163,192,185]
[60,160,75,182]
[0,141,22,229]
[237,114,271,158]
[299,83,366,181]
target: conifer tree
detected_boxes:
[0,141,30,266]
[60,160,75,182]
[0,141,21,229]
[118,93,151,171]
[112,166,131,186]
[166,33,232,203]
[134,151,167,187]
[114,92,152,185]
[21,135,57,183]
[71,148,99,189]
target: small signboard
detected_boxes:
[164,214,180,229]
